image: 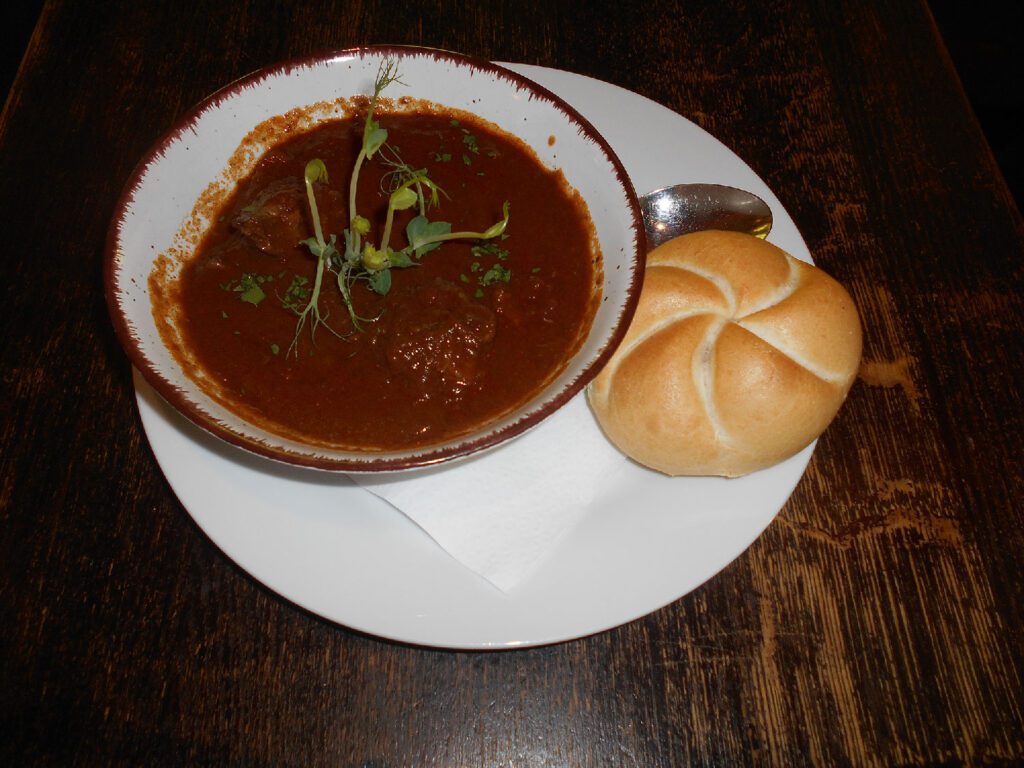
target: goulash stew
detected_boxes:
[161,107,600,450]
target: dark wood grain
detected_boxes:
[2,0,1022,765]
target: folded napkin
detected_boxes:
[351,393,629,593]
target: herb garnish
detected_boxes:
[471,241,509,261]
[480,263,512,286]
[287,159,345,355]
[221,273,273,306]
[281,275,311,312]
[286,59,511,356]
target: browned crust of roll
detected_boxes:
[588,230,862,477]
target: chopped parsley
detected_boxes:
[471,242,509,261]
[220,273,273,306]
[282,274,311,313]
[480,263,512,286]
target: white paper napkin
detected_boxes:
[351,393,629,593]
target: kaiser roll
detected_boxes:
[588,230,861,477]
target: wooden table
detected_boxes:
[3,1,1022,764]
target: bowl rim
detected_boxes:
[105,44,645,472]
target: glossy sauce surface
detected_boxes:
[177,111,599,449]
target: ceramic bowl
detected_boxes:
[106,45,644,471]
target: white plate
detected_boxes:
[135,63,814,649]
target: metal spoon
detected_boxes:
[640,183,773,248]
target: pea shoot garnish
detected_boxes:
[288,159,345,355]
[287,58,511,356]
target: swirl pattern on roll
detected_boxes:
[588,230,861,477]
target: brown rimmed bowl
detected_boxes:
[105,45,644,471]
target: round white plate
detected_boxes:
[135,63,814,649]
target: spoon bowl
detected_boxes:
[640,183,773,247]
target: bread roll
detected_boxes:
[588,230,861,477]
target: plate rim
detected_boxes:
[134,61,814,649]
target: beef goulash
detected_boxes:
[153,81,600,451]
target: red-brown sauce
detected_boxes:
[174,110,599,449]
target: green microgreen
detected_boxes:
[347,60,401,230]
[288,160,345,355]
[286,58,512,354]
[408,201,510,254]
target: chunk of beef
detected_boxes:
[232,178,345,258]
[386,279,497,404]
